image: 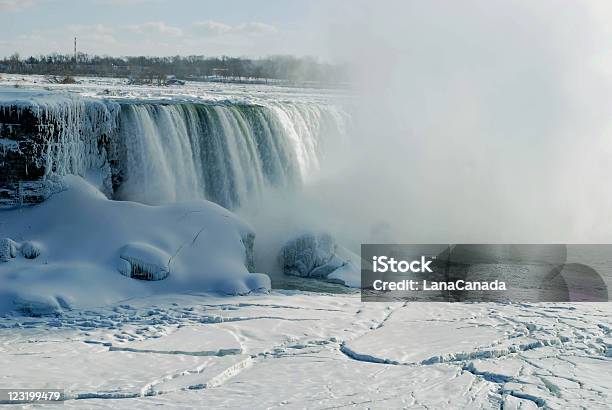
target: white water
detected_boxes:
[3,89,349,211]
[114,102,347,208]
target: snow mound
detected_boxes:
[0,176,270,315]
[20,241,42,259]
[13,295,67,317]
[0,238,18,262]
[1,239,43,261]
[278,232,360,287]
[118,243,170,281]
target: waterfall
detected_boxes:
[1,92,347,210]
[114,102,347,208]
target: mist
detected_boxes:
[245,0,612,255]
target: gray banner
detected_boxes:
[361,244,611,302]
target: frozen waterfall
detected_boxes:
[1,90,347,210]
[114,102,347,208]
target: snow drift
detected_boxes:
[0,176,270,315]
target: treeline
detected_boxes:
[0,53,346,85]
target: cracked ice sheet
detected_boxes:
[108,326,243,356]
[344,303,513,364]
[65,349,498,409]
[0,339,229,398]
[0,294,610,409]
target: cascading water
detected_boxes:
[1,89,347,212]
[114,102,347,208]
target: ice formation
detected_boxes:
[0,88,119,206]
[0,238,42,261]
[278,232,360,286]
[118,243,171,281]
[20,241,41,259]
[0,238,17,262]
[0,176,270,315]
[1,86,347,211]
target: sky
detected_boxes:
[0,0,332,58]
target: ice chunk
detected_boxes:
[279,233,339,278]
[118,243,170,281]
[278,233,360,287]
[20,241,42,259]
[0,238,17,262]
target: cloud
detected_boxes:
[96,0,162,4]
[235,22,278,36]
[0,0,37,12]
[127,21,183,37]
[70,24,119,46]
[192,20,277,38]
[1,18,285,57]
[191,20,232,36]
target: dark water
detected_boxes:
[362,244,612,302]
[270,274,357,294]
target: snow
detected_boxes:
[0,74,350,107]
[118,243,171,281]
[0,238,17,262]
[19,241,42,259]
[0,293,609,408]
[0,87,72,108]
[0,175,270,315]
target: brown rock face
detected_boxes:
[0,106,46,206]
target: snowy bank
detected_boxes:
[0,176,270,315]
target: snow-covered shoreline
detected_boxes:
[0,73,350,106]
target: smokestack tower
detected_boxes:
[74,37,77,63]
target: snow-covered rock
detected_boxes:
[0,238,17,262]
[279,233,338,277]
[20,241,42,259]
[278,232,360,287]
[118,243,170,281]
[0,176,270,315]
[1,238,42,261]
